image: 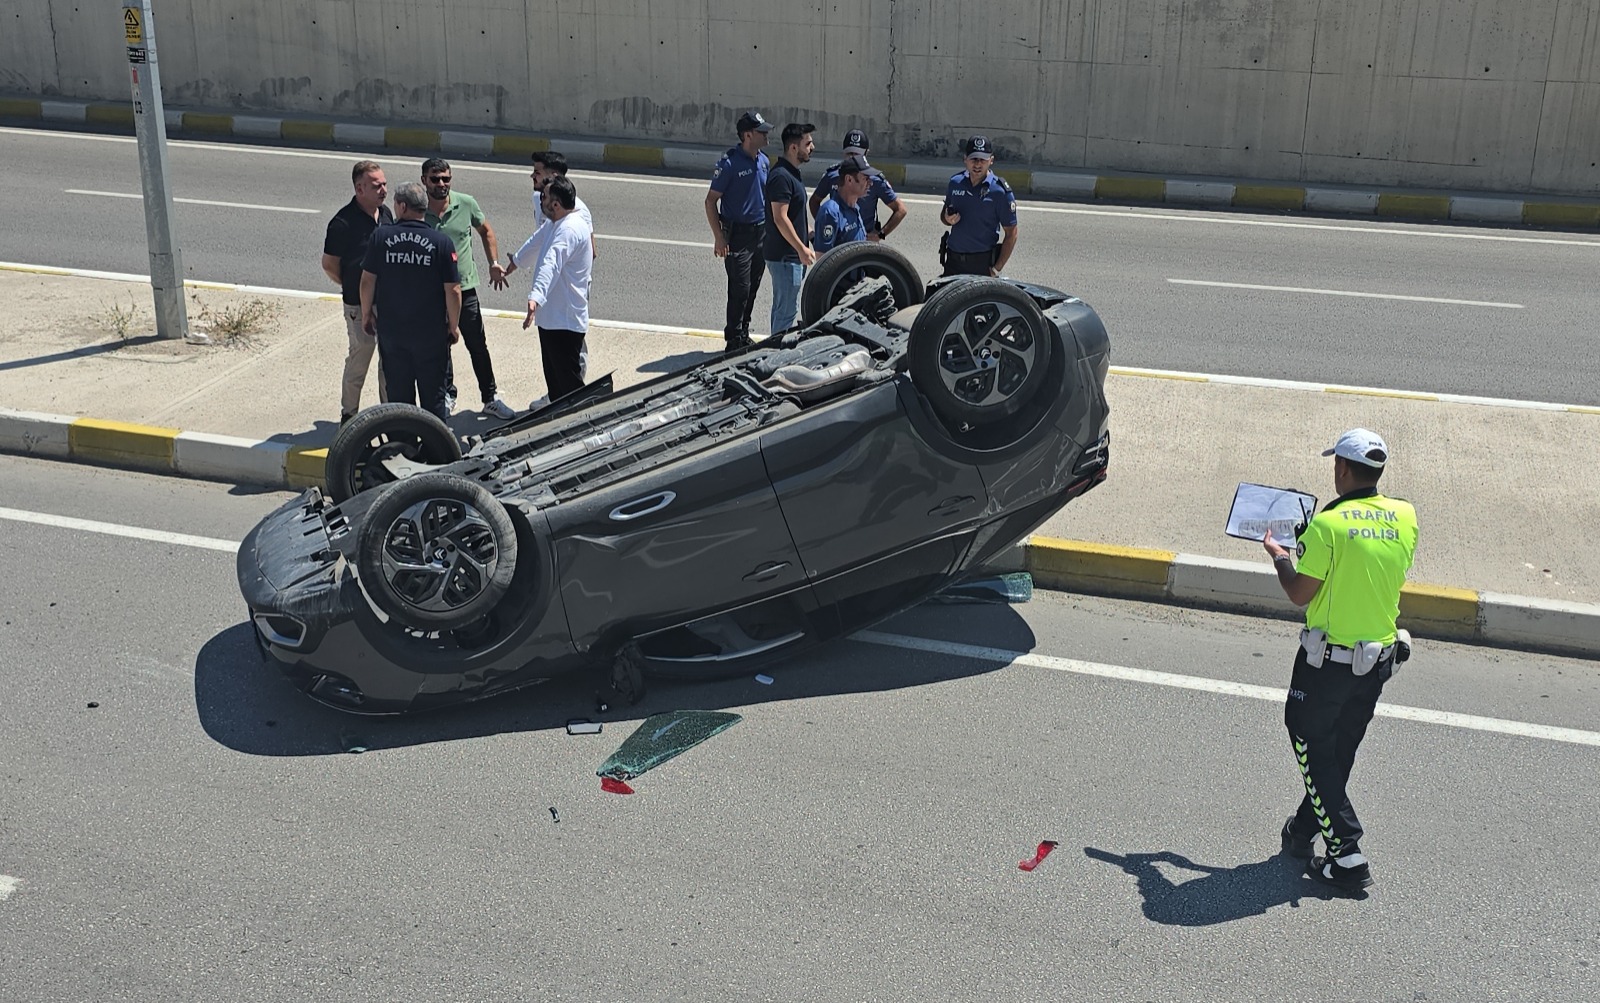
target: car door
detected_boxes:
[544,437,809,650]
[759,381,989,629]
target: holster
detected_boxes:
[1300,627,1327,668]
[938,232,950,267]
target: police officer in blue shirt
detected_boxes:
[938,136,1020,276]
[812,156,875,253]
[704,110,772,351]
[808,130,909,241]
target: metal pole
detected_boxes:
[122,1,199,342]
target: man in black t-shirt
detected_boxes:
[359,181,462,422]
[320,159,394,423]
[762,122,815,335]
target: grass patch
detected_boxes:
[95,295,146,344]
[189,292,283,349]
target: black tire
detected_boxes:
[798,242,924,327]
[356,472,518,632]
[907,278,1055,428]
[327,404,462,503]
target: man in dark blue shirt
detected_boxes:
[360,181,462,422]
[704,110,772,351]
[763,122,815,335]
[812,156,875,253]
[938,135,1020,276]
[808,130,908,241]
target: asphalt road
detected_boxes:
[3,455,1597,1001]
[4,125,1600,403]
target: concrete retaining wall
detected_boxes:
[5,1,1599,195]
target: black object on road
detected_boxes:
[238,249,1111,715]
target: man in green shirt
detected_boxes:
[422,158,515,419]
[1264,428,1418,893]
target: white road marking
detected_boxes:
[854,631,1600,748]
[0,503,1591,745]
[0,507,240,553]
[598,233,712,248]
[1168,278,1524,309]
[64,188,321,214]
[3,260,1595,411]
[0,875,18,901]
[11,127,1600,247]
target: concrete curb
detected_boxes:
[1024,538,1600,660]
[5,404,1597,659]
[8,97,1600,227]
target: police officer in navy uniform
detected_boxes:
[359,181,462,423]
[704,110,772,352]
[1264,429,1419,893]
[938,136,1019,276]
[808,130,908,241]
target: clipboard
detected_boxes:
[1225,482,1317,547]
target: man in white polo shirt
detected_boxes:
[512,176,593,405]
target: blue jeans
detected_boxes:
[766,259,805,335]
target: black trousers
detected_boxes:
[443,288,498,404]
[942,248,998,277]
[721,220,765,343]
[1284,647,1389,858]
[379,334,451,422]
[538,326,587,402]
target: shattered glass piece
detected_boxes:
[754,674,774,685]
[596,710,742,782]
[1018,840,1059,872]
[600,776,635,795]
[927,571,1034,605]
[339,733,368,754]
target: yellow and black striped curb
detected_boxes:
[1024,538,1600,659]
[9,96,1600,228]
[3,405,1596,659]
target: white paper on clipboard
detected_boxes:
[1226,483,1318,547]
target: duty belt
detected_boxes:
[1301,628,1396,664]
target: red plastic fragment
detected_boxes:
[1018,840,1059,871]
[600,776,635,795]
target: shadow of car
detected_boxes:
[235,248,1111,715]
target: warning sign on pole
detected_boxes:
[123,7,143,44]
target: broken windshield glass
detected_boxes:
[596,710,742,781]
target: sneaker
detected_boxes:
[1281,817,1315,859]
[483,396,516,420]
[1306,853,1374,892]
[527,395,550,411]
[443,394,457,415]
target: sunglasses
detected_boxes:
[426,175,452,184]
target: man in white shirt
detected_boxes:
[500,151,596,397]
[511,176,593,404]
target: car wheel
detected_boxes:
[356,472,518,632]
[907,277,1055,429]
[327,404,462,504]
[799,242,924,327]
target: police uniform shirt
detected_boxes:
[710,146,770,225]
[361,219,461,342]
[814,162,900,231]
[944,171,1018,254]
[762,158,809,262]
[323,198,395,305]
[812,196,866,253]
[1296,486,1419,647]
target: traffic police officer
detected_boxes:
[1264,428,1418,893]
[808,130,908,241]
[938,136,1019,276]
[704,110,772,352]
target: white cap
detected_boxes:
[1321,428,1389,468]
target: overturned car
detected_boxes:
[237,246,1111,714]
